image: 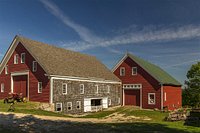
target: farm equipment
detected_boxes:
[3,93,27,104]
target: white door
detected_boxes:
[84,98,91,112]
[102,97,108,108]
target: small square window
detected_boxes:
[80,84,84,94]
[120,67,125,76]
[38,82,42,93]
[56,103,62,112]
[5,65,8,75]
[164,92,167,102]
[132,67,137,75]
[76,101,81,109]
[148,93,155,105]
[21,53,25,63]
[62,83,67,94]
[14,54,19,64]
[32,61,37,72]
[1,83,4,93]
[67,102,72,110]
[95,85,98,94]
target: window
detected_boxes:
[21,53,25,63]
[67,102,72,110]
[120,67,125,76]
[38,82,42,93]
[76,101,81,109]
[1,83,4,93]
[132,67,137,75]
[95,85,98,94]
[164,92,167,102]
[56,103,62,112]
[108,99,111,106]
[91,99,102,106]
[107,85,110,93]
[62,83,67,94]
[80,84,84,94]
[148,93,155,105]
[32,61,37,72]
[14,54,19,64]
[5,65,8,75]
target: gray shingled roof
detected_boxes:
[127,53,181,86]
[17,36,120,82]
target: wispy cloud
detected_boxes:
[151,52,200,58]
[40,0,200,55]
[164,59,200,68]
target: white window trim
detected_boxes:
[108,99,111,106]
[120,67,125,76]
[107,85,110,93]
[14,54,19,64]
[76,101,81,109]
[67,102,72,110]
[132,67,137,75]
[164,92,167,102]
[62,83,67,95]
[38,82,42,93]
[21,53,25,63]
[32,61,37,72]
[5,65,8,75]
[80,84,84,94]
[56,103,62,112]
[148,93,156,105]
[95,85,99,94]
[1,83,4,93]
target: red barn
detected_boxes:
[0,36,121,113]
[113,53,182,111]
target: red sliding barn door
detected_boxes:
[13,75,27,97]
[124,89,140,106]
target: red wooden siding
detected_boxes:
[124,89,140,106]
[163,86,182,110]
[114,57,161,109]
[0,43,50,102]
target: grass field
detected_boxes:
[0,100,200,133]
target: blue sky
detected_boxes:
[1,0,200,84]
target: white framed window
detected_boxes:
[164,92,167,102]
[55,103,62,112]
[107,85,110,93]
[14,54,19,64]
[38,82,42,93]
[5,65,8,75]
[1,83,4,93]
[95,85,99,94]
[62,83,67,94]
[21,53,25,63]
[67,102,72,110]
[76,101,81,109]
[118,97,120,104]
[80,84,84,94]
[120,67,125,76]
[148,93,155,105]
[32,61,37,72]
[108,99,111,106]
[132,67,137,75]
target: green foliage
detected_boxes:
[184,62,200,107]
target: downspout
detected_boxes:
[161,83,163,110]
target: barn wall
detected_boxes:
[0,43,50,102]
[163,86,182,110]
[53,79,122,114]
[114,57,161,109]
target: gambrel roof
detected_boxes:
[112,53,181,86]
[0,35,120,82]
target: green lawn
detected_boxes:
[0,101,200,132]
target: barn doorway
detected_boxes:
[13,75,28,97]
[124,89,140,106]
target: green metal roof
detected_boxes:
[127,53,181,86]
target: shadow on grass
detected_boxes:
[0,113,194,133]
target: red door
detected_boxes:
[124,89,140,106]
[13,75,27,97]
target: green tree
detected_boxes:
[184,62,200,108]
